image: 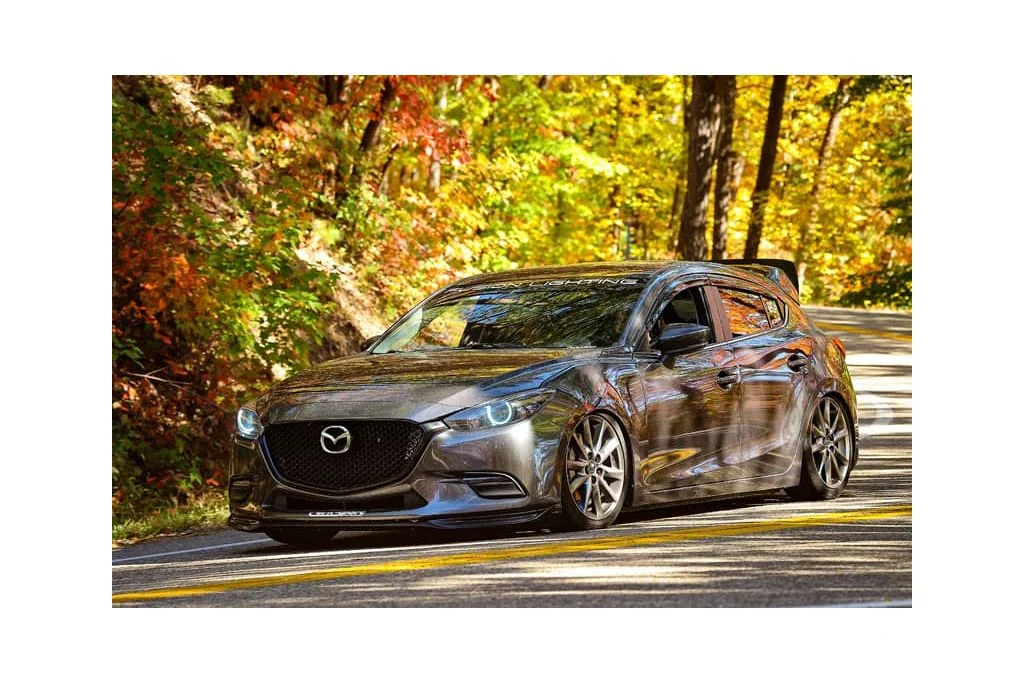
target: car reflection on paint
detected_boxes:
[229,259,858,547]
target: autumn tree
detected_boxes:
[112,76,339,518]
[838,75,912,307]
[744,75,787,259]
[794,76,852,281]
[111,74,911,529]
[712,75,741,260]
[676,75,719,260]
[340,76,398,200]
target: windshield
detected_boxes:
[372,279,646,354]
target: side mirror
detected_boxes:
[360,335,381,352]
[655,323,710,356]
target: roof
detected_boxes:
[454,261,675,286]
[448,260,799,301]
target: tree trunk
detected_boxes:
[339,77,398,202]
[667,176,684,236]
[675,76,720,260]
[794,77,852,281]
[713,152,744,259]
[666,77,689,242]
[357,77,397,155]
[426,159,441,195]
[744,75,787,260]
[427,85,448,196]
[378,143,400,197]
[323,75,349,106]
[324,76,339,105]
[608,82,626,236]
[711,76,739,260]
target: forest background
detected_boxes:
[111,74,911,538]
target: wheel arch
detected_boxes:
[549,359,644,513]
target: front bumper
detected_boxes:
[228,398,573,531]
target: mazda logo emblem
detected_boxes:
[320,425,352,454]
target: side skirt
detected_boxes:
[629,467,802,510]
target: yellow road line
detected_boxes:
[816,321,912,342]
[112,503,911,604]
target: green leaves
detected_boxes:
[112,74,912,527]
[112,76,340,520]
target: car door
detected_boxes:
[709,280,816,478]
[636,281,746,492]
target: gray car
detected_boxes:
[229,260,858,547]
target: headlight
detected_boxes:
[236,408,262,439]
[444,390,554,431]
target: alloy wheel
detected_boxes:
[810,396,852,488]
[565,414,626,521]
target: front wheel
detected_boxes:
[561,413,629,531]
[263,527,338,548]
[786,395,854,501]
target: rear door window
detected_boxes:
[763,297,784,327]
[719,288,772,338]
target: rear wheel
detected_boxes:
[263,527,338,548]
[561,413,629,531]
[786,395,854,501]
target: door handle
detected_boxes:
[716,368,740,389]
[787,353,809,372]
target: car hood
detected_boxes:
[262,348,598,423]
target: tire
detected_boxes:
[560,412,630,531]
[263,527,338,548]
[786,394,855,501]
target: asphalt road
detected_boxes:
[112,306,912,607]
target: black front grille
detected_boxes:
[261,421,427,494]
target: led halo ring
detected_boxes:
[485,401,514,426]
[236,408,262,438]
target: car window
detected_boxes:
[719,288,772,338]
[763,297,784,327]
[372,282,646,353]
[642,286,714,350]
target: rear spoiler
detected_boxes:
[713,259,800,298]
